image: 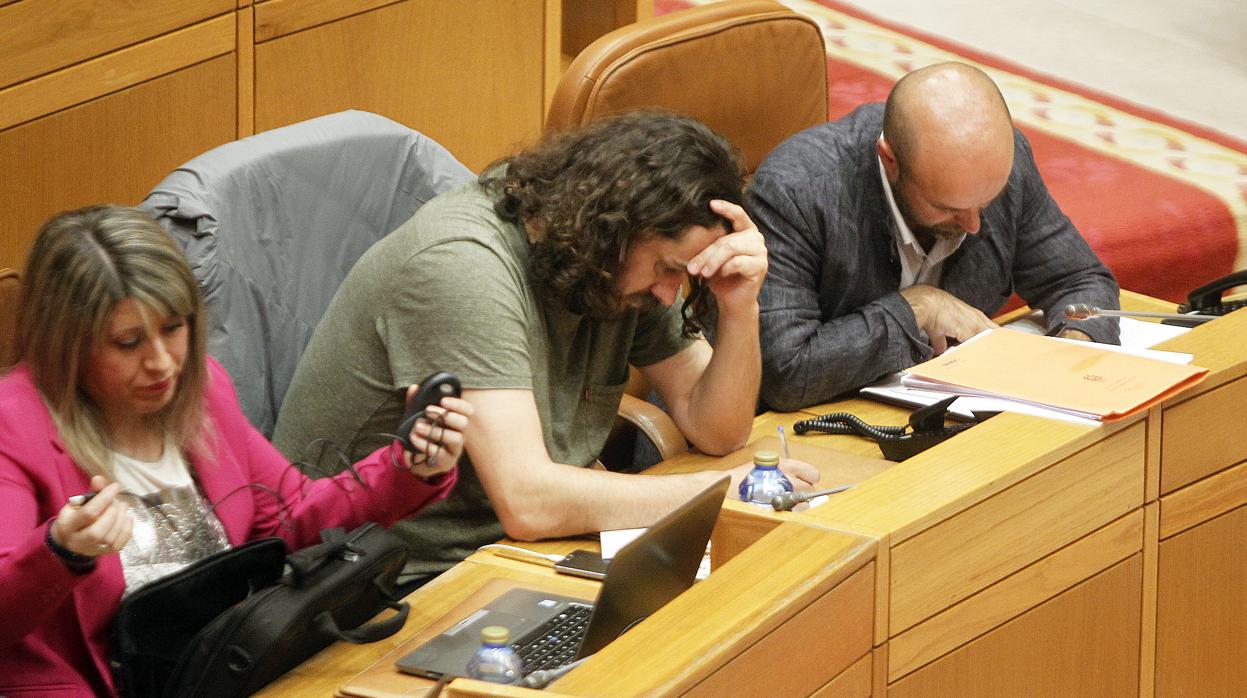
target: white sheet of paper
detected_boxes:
[599,527,644,560]
[600,526,714,581]
[1117,317,1190,350]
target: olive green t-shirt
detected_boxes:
[272,180,693,574]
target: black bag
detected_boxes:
[112,523,411,697]
[111,537,287,697]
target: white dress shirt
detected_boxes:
[877,144,965,289]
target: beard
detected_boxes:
[894,189,967,245]
[615,292,660,315]
[586,290,660,321]
[916,222,967,241]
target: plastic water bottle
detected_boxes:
[739,449,792,507]
[466,625,522,685]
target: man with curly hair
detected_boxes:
[274,112,818,585]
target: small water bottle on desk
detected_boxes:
[739,449,792,507]
[466,625,522,684]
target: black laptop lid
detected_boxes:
[576,475,730,657]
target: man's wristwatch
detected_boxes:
[46,521,97,575]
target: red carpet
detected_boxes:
[657,0,1247,303]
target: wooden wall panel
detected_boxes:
[0,0,232,89]
[889,555,1143,698]
[254,0,405,41]
[1161,375,1247,494]
[1156,505,1247,696]
[562,0,648,58]
[238,7,255,137]
[0,16,236,132]
[0,57,237,269]
[889,424,1144,634]
[254,0,547,173]
[0,268,18,368]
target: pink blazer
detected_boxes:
[0,357,456,696]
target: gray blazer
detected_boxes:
[748,104,1120,411]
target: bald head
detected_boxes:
[878,63,1015,242]
[883,62,1014,180]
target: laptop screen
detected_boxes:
[577,474,729,656]
[394,475,730,679]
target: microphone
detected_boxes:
[1064,303,1218,324]
[770,483,856,512]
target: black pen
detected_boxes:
[68,491,97,506]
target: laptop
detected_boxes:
[395,475,730,679]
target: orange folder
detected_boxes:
[906,330,1208,421]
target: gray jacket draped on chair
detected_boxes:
[142,110,474,435]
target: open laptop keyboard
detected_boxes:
[512,603,593,674]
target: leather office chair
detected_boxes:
[141,111,475,436]
[0,268,19,371]
[546,0,829,467]
[547,0,828,175]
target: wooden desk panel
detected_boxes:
[1155,505,1247,696]
[889,509,1143,682]
[1160,375,1247,494]
[889,423,1145,634]
[1160,457,1247,539]
[888,555,1143,698]
[811,652,873,698]
[552,523,873,696]
[684,562,874,698]
[804,413,1123,546]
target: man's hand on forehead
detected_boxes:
[685,199,768,316]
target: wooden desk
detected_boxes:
[263,296,1245,697]
[260,518,874,697]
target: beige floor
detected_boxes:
[831,0,1247,142]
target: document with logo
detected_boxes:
[903,329,1208,421]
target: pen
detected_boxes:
[1045,321,1067,337]
[68,491,97,506]
[777,425,790,459]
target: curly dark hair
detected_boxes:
[480,110,744,336]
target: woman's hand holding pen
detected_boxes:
[52,475,133,557]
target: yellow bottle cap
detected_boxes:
[753,450,780,466]
[481,625,510,644]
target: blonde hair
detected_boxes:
[17,205,209,477]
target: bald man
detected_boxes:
[749,62,1119,411]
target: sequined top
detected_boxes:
[111,443,229,595]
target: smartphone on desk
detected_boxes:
[553,549,610,580]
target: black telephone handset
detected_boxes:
[1179,270,1247,316]
[396,372,462,453]
[793,397,997,461]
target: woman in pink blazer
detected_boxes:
[0,205,472,696]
